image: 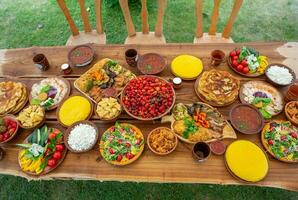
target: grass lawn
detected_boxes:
[0,0,298,199]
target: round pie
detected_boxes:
[171,55,203,80]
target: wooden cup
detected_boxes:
[33,54,50,71]
[211,50,225,66]
[285,84,298,102]
[192,142,211,163]
[125,49,138,67]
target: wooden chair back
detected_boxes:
[56,0,103,36]
[195,0,243,39]
[119,0,167,38]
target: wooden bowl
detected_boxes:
[94,97,122,122]
[18,125,68,176]
[120,75,176,121]
[56,95,93,127]
[285,101,298,126]
[29,76,71,111]
[64,120,99,153]
[229,104,264,135]
[0,114,19,144]
[17,105,46,130]
[147,127,178,156]
[137,53,166,75]
[265,63,296,87]
[68,44,95,67]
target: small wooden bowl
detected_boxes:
[17,105,46,130]
[147,127,178,156]
[56,95,93,127]
[285,101,298,126]
[64,120,99,153]
[137,53,166,75]
[68,44,95,67]
[265,63,296,87]
[0,114,19,144]
[94,98,122,122]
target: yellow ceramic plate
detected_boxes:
[171,55,203,80]
[225,140,269,182]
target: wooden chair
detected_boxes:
[119,0,167,44]
[56,0,106,46]
[194,0,243,43]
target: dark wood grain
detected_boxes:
[0,43,298,191]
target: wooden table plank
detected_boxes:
[0,43,298,191]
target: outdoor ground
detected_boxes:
[0,0,298,199]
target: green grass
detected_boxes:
[0,0,298,199]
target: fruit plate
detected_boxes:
[99,123,145,166]
[161,102,237,144]
[29,76,71,111]
[261,120,298,163]
[121,75,176,120]
[18,125,67,176]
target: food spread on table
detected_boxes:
[17,105,44,129]
[0,81,28,115]
[240,81,283,119]
[261,121,298,163]
[196,70,240,106]
[30,77,69,110]
[171,103,236,143]
[171,55,203,80]
[148,127,177,155]
[67,122,97,152]
[74,58,135,103]
[225,140,268,182]
[121,76,175,120]
[99,122,144,165]
[0,115,18,143]
[96,97,121,120]
[17,125,66,175]
[285,101,298,126]
[58,96,92,127]
[228,46,268,76]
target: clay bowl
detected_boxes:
[285,101,298,127]
[17,105,46,130]
[94,97,122,123]
[29,76,71,111]
[0,114,19,144]
[64,120,99,153]
[147,127,178,156]
[265,63,296,87]
[229,104,264,135]
[56,95,94,128]
[68,44,95,67]
[137,53,166,75]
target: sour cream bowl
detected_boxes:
[265,63,296,87]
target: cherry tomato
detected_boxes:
[232,60,239,68]
[233,56,239,61]
[47,159,56,167]
[230,51,236,57]
[135,138,142,145]
[241,59,247,67]
[280,135,287,141]
[242,67,249,74]
[109,148,115,154]
[125,142,131,148]
[56,144,64,152]
[0,134,3,142]
[236,49,241,55]
[125,152,134,160]
[117,154,123,162]
[236,64,244,72]
[291,132,297,139]
[52,128,61,135]
[53,151,62,160]
[268,139,274,145]
[48,133,56,140]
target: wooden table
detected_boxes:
[0,42,297,191]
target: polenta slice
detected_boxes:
[171,55,203,80]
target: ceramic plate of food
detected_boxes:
[0,115,19,144]
[239,81,284,120]
[29,77,70,110]
[99,122,144,166]
[137,53,166,75]
[225,140,269,183]
[265,63,296,87]
[57,95,93,127]
[285,101,298,126]
[171,55,203,80]
[162,102,236,144]
[0,81,28,115]
[74,58,136,103]
[17,105,45,130]
[121,75,175,120]
[17,125,67,176]
[68,44,95,67]
[195,70,240,107]
[261,120,298,163]
[95,97,122,121]
[227,46,268,77]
